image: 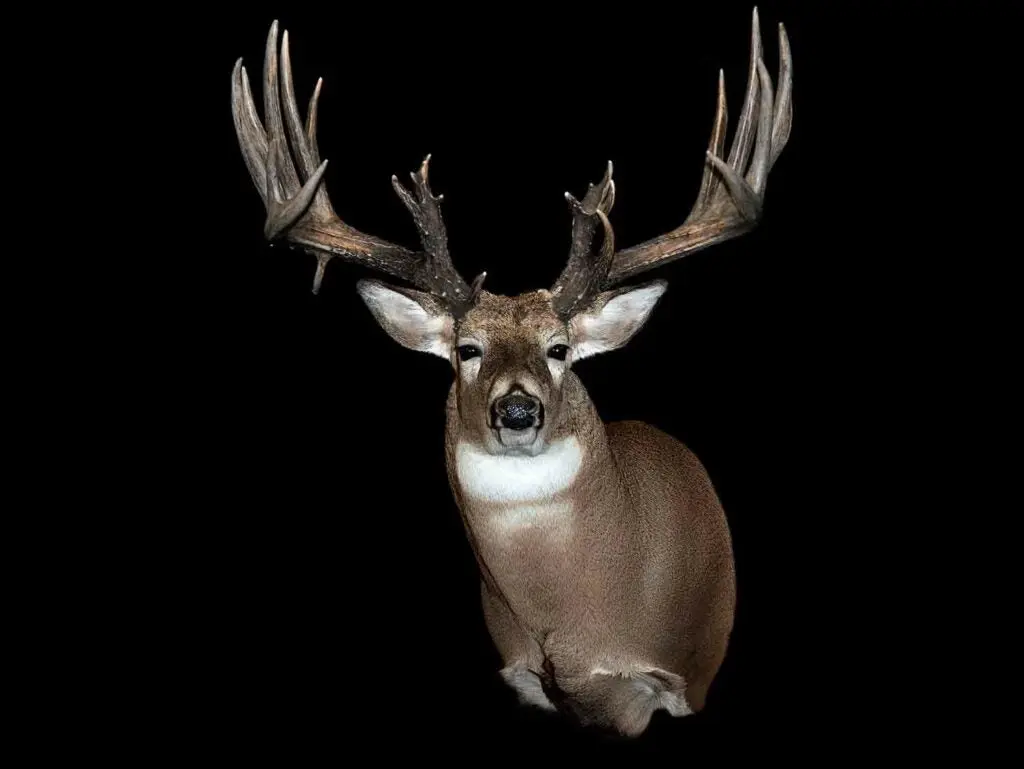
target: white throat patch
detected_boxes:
[455,437,583,503]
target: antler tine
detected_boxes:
[232,60,268,205]
[725,7,763,178]
[470,271,488,302]
[306,77,323,164]
[262,25,293,207]
[231,23,478,308]
[255,21,328,241]
[280,30,333,217]
[551,161,617,317]
[693,69,729,214]
[769,23,793,171]
[746,57,776,196]
[391,155,473,304]
[603,7,793,287]
[692,6,767,223]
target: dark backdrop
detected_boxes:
[147,0,1012,760]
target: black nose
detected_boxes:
[493,393,541,430]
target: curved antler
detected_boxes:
[606,8,792,286]
[231,21,479,313]
[550,8,792,311]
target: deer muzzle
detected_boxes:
[492,392,543,431]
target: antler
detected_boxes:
[551,162,617,318]
[231,21,479,312]
[551,7,792,313]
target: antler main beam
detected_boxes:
[606,7,792,286]
[231,22,477,311]
[550,8,792,311]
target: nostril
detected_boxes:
[502,414,535,430]
[503,407,534,429]
[495,394,541,430]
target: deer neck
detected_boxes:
[443,371,626,555]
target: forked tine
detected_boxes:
[551,161,617,317]
[562,161,613,216]
[390,153,466,300]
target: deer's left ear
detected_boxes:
[569,280,667,361]
[356,279,454,359]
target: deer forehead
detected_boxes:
[459,290,564,338]
[455,438,583,502]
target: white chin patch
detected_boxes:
[455,437,583,503]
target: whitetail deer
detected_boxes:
[230,7,791,737]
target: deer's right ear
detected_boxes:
[356,279,454,359]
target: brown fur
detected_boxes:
[438,290,735,737]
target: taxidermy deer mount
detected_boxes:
[230,7,791,737]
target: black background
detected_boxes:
[120,0,1013,760]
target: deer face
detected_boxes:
[236,15,791,451]
[358,279,667,456]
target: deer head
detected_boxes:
[230,10,790,459]
[358,263,667,458]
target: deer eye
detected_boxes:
[547,344,569,361]
[457,344,482,361]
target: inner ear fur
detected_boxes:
[569,279,668,361]
[356,278,454,358]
